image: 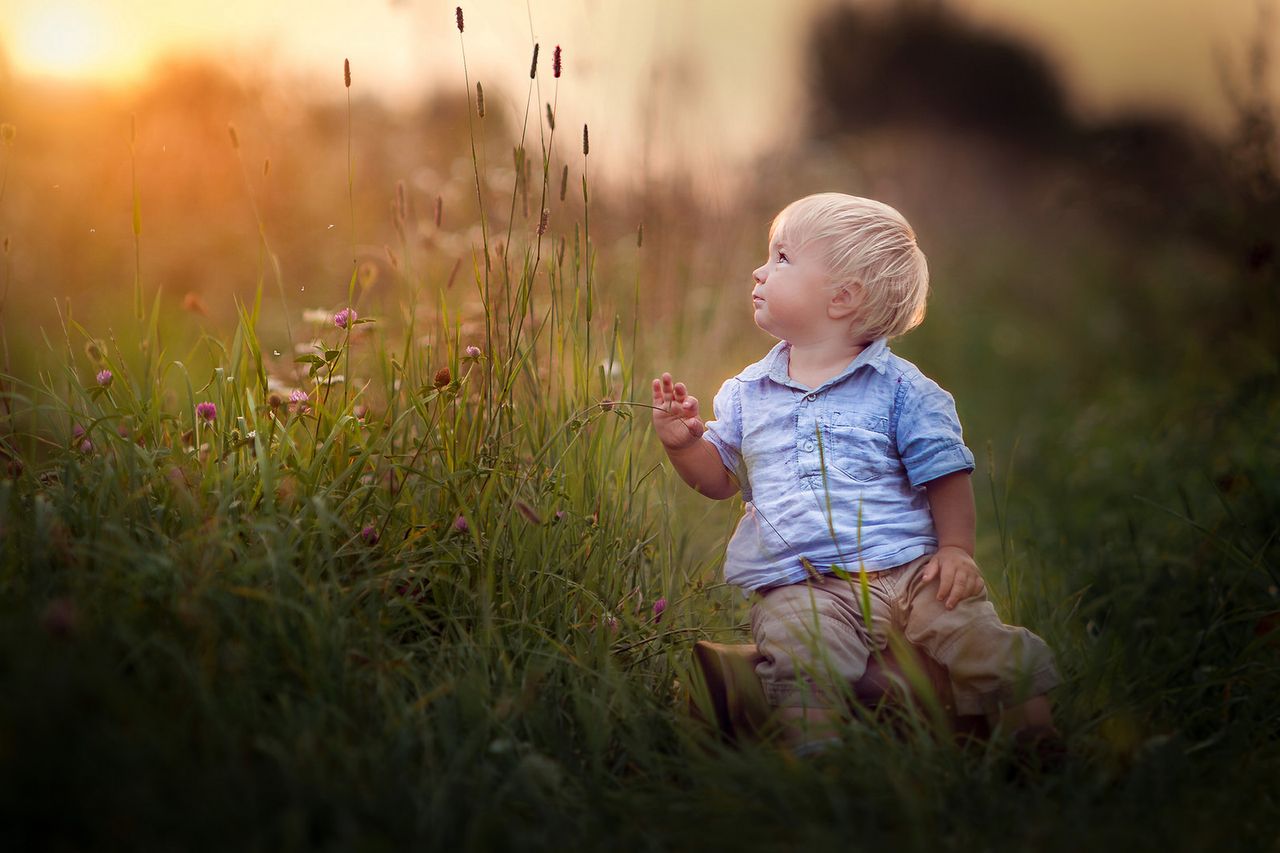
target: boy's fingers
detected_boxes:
[935,563,954,602]
[921,556,937,583]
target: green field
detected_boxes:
[2,23,1279,851]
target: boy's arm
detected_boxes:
[921,470,985,609]
[652,373,739,500]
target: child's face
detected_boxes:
[750,234,844,343]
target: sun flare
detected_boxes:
[10,2,122,80]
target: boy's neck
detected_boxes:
[786,337,868,389]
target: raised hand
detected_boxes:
[651,372,706,451]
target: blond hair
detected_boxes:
[770,193,929,341]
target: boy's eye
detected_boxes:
[777,251,789,263]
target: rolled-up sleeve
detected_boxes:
[702,378,746,486]
[895,375,975,489]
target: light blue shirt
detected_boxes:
[703,338,976,590]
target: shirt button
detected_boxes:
[802,440,815,452]
[805,393,816,402]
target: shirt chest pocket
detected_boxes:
[818,411,896,482]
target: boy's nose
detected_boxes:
[752,265,766,284]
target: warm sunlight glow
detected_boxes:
[11,3,122,80]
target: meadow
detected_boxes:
[1,13,1279,851]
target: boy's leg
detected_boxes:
[892,557,1061,730]
[750,574,892,751]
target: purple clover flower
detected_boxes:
[360,524,379,545]
[464,345,482,358]
[652,597,667,623]
[96,369,113,387]
[196,401,217,422]
[453,514,469,533]
[334,307,357,330]
[290,389,311,414]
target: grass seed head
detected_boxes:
[530,43,540,79]
[546,102,555,130]
[227,123,239,150]
[554,45,562,78]
[476,82,486,117]
[538,208,549,235]
[435,195,444,228]
[560,164,568,201]
[515,500,543,525]
[637,222,644,248]
[344,58,351,88]
[0,123,15,145]
[456,6,464,32]
[583,124,589,156]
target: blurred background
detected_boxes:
[0,0,1277,540]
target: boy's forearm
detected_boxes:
[924,471,976,555]
[665,438,738,500]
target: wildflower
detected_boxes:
[464,345,482,358]
[344,58,351,88]
[96,369,113,387]
[434,367,452,389]
[652,597,667,623]
[40,598,78,639]
[553,45,562,78]
[196,401,217,422]
[72,424,86,440]
[334,307,357,329]
[79,439,93,454]
[456,5,464,32]
[289,389,311,414]
[529,43,539,79]
[554,509,566,523]
[361,523,379,545]
[183,292,208,316]
[605,614,619,634]
[453,514,469,533]
[353,404,368,421]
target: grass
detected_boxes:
[2,13,1280,852]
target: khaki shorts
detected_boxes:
[749,554,1061,716]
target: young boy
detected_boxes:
[652,193,1059,752]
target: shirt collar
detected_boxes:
[745,337,890,389]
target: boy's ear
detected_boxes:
[827,284,861,320]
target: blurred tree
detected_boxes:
[805,2,1072,147]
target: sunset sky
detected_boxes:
[1,0,1275,181]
